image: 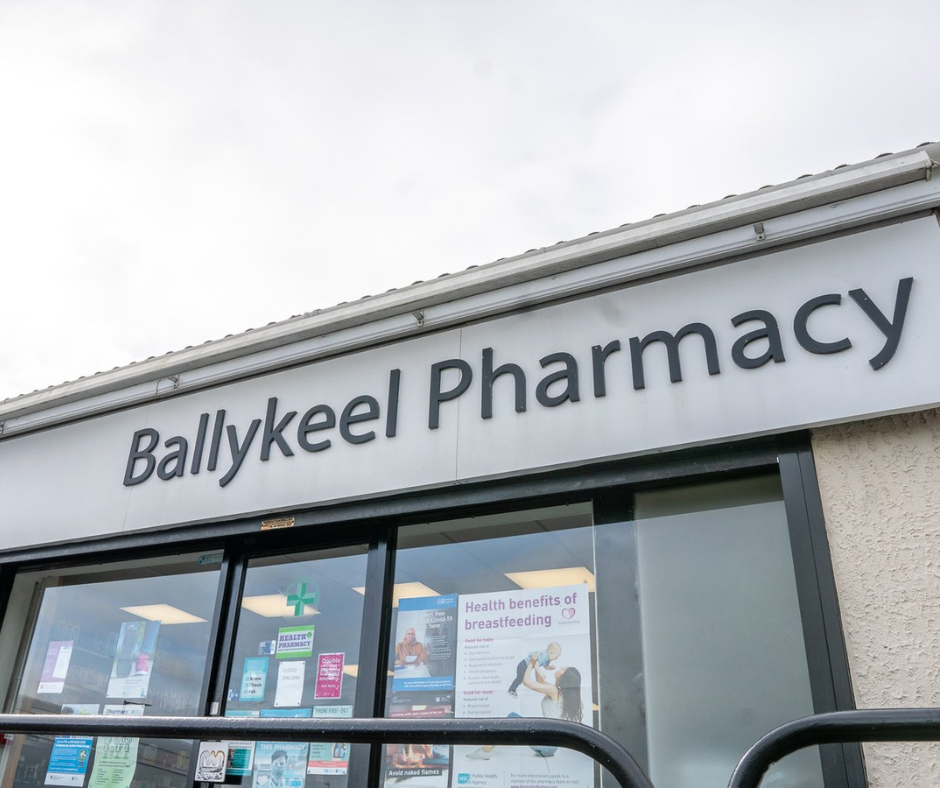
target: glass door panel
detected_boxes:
[383,477,824,788]
[0,551,221,788]
[632,476,824,788]
[223,545,369,788]
[386,505,597,787]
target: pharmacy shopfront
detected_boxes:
[1,144,939,788]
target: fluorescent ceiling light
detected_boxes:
[241,594,319,618]
[505,567,596,593]
[120,604,206,625]
[352,582,439,607]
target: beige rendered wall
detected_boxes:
[812,408,940,787]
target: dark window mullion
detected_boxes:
[201,543,248,717]
[593,490,647,779]
[186,545,247,786]
[778,435,864,788]
[348,525,397,788]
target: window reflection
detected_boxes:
[224,545,368,788]
[0,552,220,788]
[386,505,599,788]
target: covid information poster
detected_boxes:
[384,595,457,788]
[44,737,93,786]
[390,595,457,696]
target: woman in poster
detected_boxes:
[525,661,583,723]
[466,657,583,759]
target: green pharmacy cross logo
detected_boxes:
[285,581,319,616]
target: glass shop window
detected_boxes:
[383,475,825,788]
[631,477,823,788]
[385,504,600,786]
[0,551,221,788]
[222,545,368,788]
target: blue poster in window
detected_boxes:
[45,736,93,786]
[260,708,312,718]
[240,657,269,701]
[391,594,457,692]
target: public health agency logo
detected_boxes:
[457,774,471,785]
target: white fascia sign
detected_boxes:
[1,217,939,545]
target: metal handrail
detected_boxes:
[728,707,940,788]
[0,713,654,788]
[22,706,939,788]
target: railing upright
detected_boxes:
[728,707,940,788]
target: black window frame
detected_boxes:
[0,431,864,788]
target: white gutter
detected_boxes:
[1,147,937,437]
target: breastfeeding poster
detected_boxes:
[453,584,594,788]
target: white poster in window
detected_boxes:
[307,741,349,776]
[106,621,160,699]
[38,640,73,694]
[308,705,352,776]
[274,660,305,707]
[383,744,450,788]
[453,584,594,788]
[62,704,100,715]
[102,704,145,718]
[195,742,229,783]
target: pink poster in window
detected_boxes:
[314,653,344,699]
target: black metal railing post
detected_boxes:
[728,707,940,788]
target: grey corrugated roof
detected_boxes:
[1,140,937,412]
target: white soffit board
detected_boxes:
[0,150,937,435]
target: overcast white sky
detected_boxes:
[1,1,938,402]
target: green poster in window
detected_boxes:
[276,625,314,658]
[87,736,139,788]
[89,705,143,788]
